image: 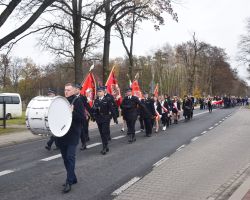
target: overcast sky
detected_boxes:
[3,0,250,83]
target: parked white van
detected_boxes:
[0,93,22,119]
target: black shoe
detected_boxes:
[128,135,133,143]
[62,183,71,193]
[146,134,151,137]
[45,145,51,151]
[62,180,77,187]
[108,137,111,141]
[132,135,136,142]
[100,149,106,155]
[80,145,87,151]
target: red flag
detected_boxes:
[105,66,122,106]
[80,72,96,107]
[131,80,142,99]
[154,83,159,97]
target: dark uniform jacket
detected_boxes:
[121,96,141,121]
[140,98,156,119]
[162,100,170,114]
[92,95,117,123]
[105,93,119,118]
[154,100,162,115]
[57,95,85,146]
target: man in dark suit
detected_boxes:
[74,83,92,150]
[121,88,141,143]
[92,86,118,155]
[57,83,85,193]
[104,87,119,141]
[140,91,156,137]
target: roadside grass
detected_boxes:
[6,111,26,125]
[0,127,26,135]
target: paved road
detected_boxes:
[0,108,237,200]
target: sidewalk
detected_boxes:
[0,117,124,148]
[114,108,250,200]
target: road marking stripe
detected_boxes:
[176,145,185,152]
[87,142,101,148]
[214,123,219,126]
[41,154,61,161]
[191,136,199,142]
[153,157,169,168]
[219,121,222,123]
[112,135,126,140]
[111,177,141,196]
[0,170,14,176]
[209,127,214,130]
[201,131,207,135]
[135,130,141,134]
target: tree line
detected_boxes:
[0,35,248,105]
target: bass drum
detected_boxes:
[26,96,72,137]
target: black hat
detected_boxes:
[97,86,106,91]
[48,88,56,95]
[75,83,82,89]
[126,87,132,92]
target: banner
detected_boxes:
[131,80,142,99]
[80,72,96,107]
[154,83,159,97]
[105,66,122,106]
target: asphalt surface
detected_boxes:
[0,107,237,200]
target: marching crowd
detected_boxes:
[44,83,245,193]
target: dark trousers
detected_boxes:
[97,121,109,147]
[80,119,89,146]
[208,106,212,113]
[139,117,144,130]
[126,119,136,136]
[107,118,111,140]
[47,135,58,148]
[143,118,152,135]
[161,113,169,127]
[60,144,77,185]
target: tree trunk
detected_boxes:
[72,0,83,84]
[102,0,111,84]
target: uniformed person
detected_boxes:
[92,86,118,155]
[57,83,85,193]
[104,87,119,141]
[74,84,92,150]
[45,88,59,151]
[120,88,142,143]
[140,91,156,137]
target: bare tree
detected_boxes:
[0,0,56,49]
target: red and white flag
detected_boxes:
[105,65,122,106]
[80,71,96,107]
[131,80,142,99]
[154,83,159,97]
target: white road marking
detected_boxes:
[176,145,186,152]
[40,154,61,161]
[111,177,141,196]
[219,121,222,123]
[209,127,214,130]
[112,135,126,140]
[214,123,219,126]
[153,157,169,168]
[191,136,199,142]
[135,130,141,134]
[87,142,102,148]
[0,170,15,177]
[201,131,207,135]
